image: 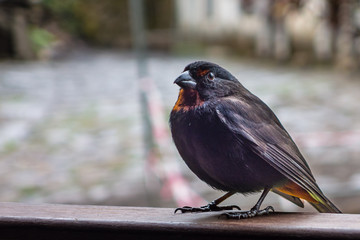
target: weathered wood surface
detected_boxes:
[0,202,359,240]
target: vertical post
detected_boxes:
[129,0,156,205]
[128,0,205,207]
[254,0,273,58]
[335,0,357,69]
[129,0,155,161]
[129,0,147,78]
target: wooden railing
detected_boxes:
[0,202,359,240]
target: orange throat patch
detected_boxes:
[172,88,204,112]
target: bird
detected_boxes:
[169,61,341,219]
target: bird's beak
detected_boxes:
[174,71,196,89]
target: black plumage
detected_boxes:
[170,61,341,218]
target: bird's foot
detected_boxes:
[221,206,274,219]
[175,202,241,214]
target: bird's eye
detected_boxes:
[206,72,215,81]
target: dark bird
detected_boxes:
[169,61,341,219]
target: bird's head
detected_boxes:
[174,61,241,101]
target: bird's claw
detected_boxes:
[220,206,274,219]
[175,203,241,214]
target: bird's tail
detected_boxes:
[274,182,341,213]
[308,194,342,213]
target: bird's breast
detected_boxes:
[170,105,285,193]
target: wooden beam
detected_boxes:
[0,202,359,240]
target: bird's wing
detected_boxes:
[215,96,340,212]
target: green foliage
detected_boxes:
[1,141,18,154]
[29,26,55,53]
[42,0,81,34]
[41,0,130,45]
[19,186,43,198]
[40,0,174,46]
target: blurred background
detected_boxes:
[0,0,359,213]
